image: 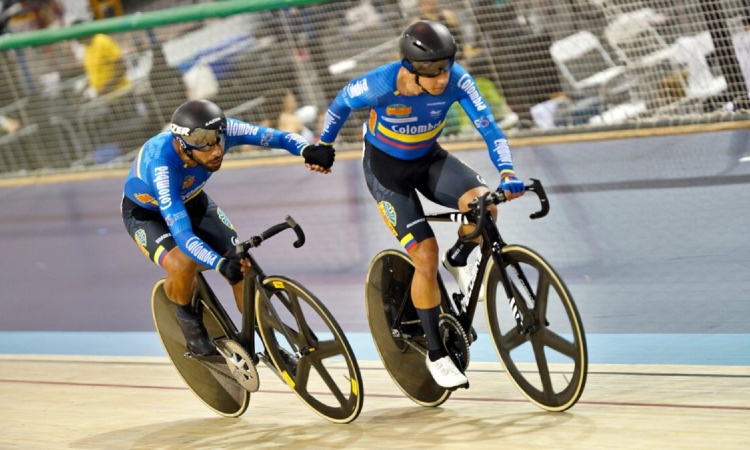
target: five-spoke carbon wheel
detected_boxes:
[484,245,588,412]
[255,276,364,424]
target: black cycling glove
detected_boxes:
[218,255,244,285]
[302,144,335,169]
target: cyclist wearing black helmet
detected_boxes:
[317,20,525,388]
[121,99,335,356]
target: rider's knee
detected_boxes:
[163,249,198,279]
[410,242,439,276]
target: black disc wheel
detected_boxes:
[151,279,250,417]
[365,250,451,407]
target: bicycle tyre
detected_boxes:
[483,245,588,412]
[151,278,250,417]
[365,250,451,407]
[255,275,364,424]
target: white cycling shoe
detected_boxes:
[442,251,483,302]
[426,355,468,388]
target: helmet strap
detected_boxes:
[414,75,435,96]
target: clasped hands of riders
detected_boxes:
[301,142,526,200]
[302,143,336,174]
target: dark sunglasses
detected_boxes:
[179,129,225,152]
[405,58,454,78]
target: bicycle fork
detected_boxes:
[490,242,539,334]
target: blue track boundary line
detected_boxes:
[1,332,748,365]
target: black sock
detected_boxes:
[415,305,447,362]
[447,240,478,267]
[175,302,198,321]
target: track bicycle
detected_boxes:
[365,179,587,412]
[151,216,364,423]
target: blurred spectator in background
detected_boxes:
[411,0,476,60]
[74,28,130,98]
[0,0,23,34]
[0,114,21,134]
[262,88,316,142]
[0,0,63,34]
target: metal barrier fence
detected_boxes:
[2,0,750,176]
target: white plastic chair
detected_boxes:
[549,30,627,97]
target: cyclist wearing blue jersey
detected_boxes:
[121,99,335,356]
[318,20,525,388]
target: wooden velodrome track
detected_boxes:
[1,355,748,449]
[2,124,750,448]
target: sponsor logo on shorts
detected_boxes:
[406,218,426,229]
[135,229,149,257]
[378,201,398,237]
[217,207,235,230]
[155,233,171,244]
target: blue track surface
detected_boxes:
[1,332,748,365]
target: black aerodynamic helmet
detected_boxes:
[399,20,457,77]
[170,99,227,151]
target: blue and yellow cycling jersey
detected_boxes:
[123,118,308,270]
[319,61,515,176]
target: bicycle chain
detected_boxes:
[189,354,244,389]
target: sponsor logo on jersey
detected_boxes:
[185,236,219,266]
[473,116,490,128]
[135,229,149,257]
[386,104,412,116]
[260,130,274,146]
[182,175,195,189]
[227,122,259,136]
[381,116,418,124]
[426,101,446,106]
[134,193,157,205]
[378,201,398,237]
[492,138,512,164]
[430,110,442,117]
[154,166,172,210]
[390,121,442,135]
[457,74,487,112]
[164,214,174,226]
[217,208,235,230]
[182,182,206,201]
[346,79,369,98]
[284,133,308,150]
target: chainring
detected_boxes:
[439,314,471,372]
[216,339,260,392]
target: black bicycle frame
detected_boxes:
[390,179,550,339]
[190,215,306,363]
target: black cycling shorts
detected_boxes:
[121,191,238,267]
[362,140,487,251]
